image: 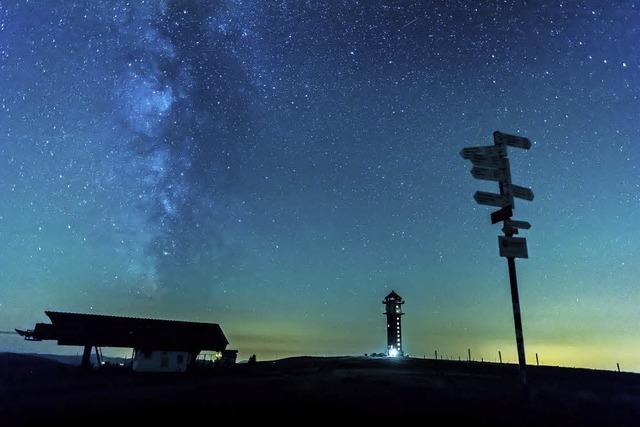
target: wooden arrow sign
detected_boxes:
[471,167,507,182]
[506,184,534,201]
[474,191,510,207]
[493,131,531,150]
[470,155,505,169]
[460,145,506,161]
[505,219,531,230]
[491,206,513,224]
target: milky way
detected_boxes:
[1,1,640,369]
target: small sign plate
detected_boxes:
[498,236,528,258]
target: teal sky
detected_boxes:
[1,1,640,371]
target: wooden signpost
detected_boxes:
[460,130,534,394]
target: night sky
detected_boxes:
[1,1,640,370]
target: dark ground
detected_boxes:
[1,353,639,425]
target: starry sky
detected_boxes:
[1,0,640,370]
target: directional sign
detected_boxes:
[491,206,513,224]
[498,236,528,258]
[505,219,531,230]
[493,131,532,150]
[462,132,534,388]
[470,155,505,169]
[474,191,510,208]
[460,145,506,161]
[506,184,534,201]
[471,167,507,182]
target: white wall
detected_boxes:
[132,350,190,372]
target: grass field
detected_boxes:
[2,353,639,425]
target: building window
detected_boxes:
[160,356,169,368]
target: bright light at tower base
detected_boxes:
[388,348,399,357]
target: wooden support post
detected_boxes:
[81,345,92,370]
[95,346,102,366]
[507,256,528,392]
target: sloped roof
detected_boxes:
[383,290,404,302]
[20,311,228,351]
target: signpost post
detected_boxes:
[460,130,534,395]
